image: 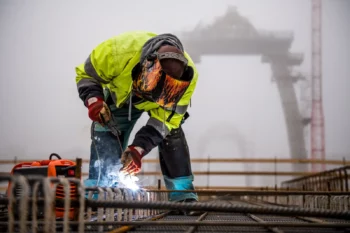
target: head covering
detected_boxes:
[132,34,193,108]
[140,33,184,65]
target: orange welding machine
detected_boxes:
[7,153,81,220]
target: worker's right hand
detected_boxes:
[120,146,144,175]
[87,97,111,125]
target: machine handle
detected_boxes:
[49,153,62,160]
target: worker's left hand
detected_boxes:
[120,146,144,175]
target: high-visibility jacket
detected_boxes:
[75,30,198,140]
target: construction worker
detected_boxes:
[75,31,199,205]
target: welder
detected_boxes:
[75,31,199,207]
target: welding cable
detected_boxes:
[85,199,350,219]
[91,121,124,187]
[91,122,102,186]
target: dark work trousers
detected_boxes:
[84,103,198,202]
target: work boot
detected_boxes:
[168,198,204,216]
[182,198,204,216]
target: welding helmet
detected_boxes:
[132,45,193,108]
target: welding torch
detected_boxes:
[99,105,121,137]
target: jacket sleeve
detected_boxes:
[75,38,128,106]
[131,56,199,155]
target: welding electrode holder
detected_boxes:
[99,105,121,137]
[105,119,121,137]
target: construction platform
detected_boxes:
[0,166,349,233]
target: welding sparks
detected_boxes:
[102,163,141,191]
[118,171,140,191]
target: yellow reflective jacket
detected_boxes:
[75,30,198,136]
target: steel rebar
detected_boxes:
[1,220,350,228]
[84,199,350,219]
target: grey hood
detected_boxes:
[140,33,184,65]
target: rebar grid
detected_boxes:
[1,174,350,233]
[256,166,350,210]
[282,166,349,192]
[0,175,171,233]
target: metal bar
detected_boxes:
[1,158,349,164]
[144,189,349,196]
[75,158,82,179]
[296,216,325,223]
[5,193,340,220]
[2,185,348,192]
[142,158,350,165]
[2,189,348,202]
[107,211,170,233]
[344,168,349,191]
[185,212,208,233]
[121,170,316,176]
[2,220,350,228]
[153,186,305,191]
[283,175,348,186]
[282,166,350,184]
[242,195,331,226]
[0,170,319,177]
[226,199,284,233]
[81,199,350,219]
[0,185,315,192]
[247,214,284,233]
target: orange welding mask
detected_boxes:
[132,52,193,108]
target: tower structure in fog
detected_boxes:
[311,0,325,172]
[178,6,308,173]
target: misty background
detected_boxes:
[0,0,349,188]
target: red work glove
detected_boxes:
[120,146,144,175]
[87,97,111,124]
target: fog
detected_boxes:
[0,0,349,188]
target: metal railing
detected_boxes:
[1,157,348,165]
[1,157,349,192]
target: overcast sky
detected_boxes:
[0,0,349,186]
